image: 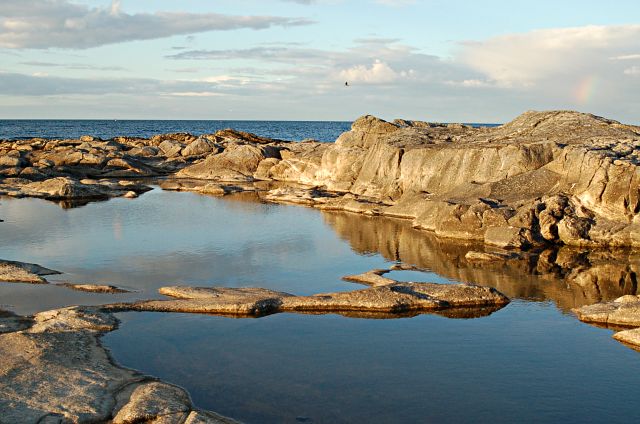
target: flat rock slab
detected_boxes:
[613,327,640,351]
[59,283,133,294]
[574,295,640,327]
[342,269,397,287]
[0,305,239,423]
[0,259,61,284]
[111,282,509,317]
[0,177,152,200]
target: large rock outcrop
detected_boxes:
[3,110,640,247]
[257,111,640,248]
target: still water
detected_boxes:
[1,189,639,423]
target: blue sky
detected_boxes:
[0,0,639,122]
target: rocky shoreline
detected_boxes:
[2,110,640,248]
[0,258,509,422]
[3,109,640,421]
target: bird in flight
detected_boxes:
[345,81,349,87]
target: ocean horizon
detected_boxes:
[0,119,501,142]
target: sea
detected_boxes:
[0,120,352,142]
[0,119,499,142]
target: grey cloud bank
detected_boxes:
[0,0,313,49]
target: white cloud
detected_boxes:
[0,0,313,49]
[460,24,640,86]
[624,66,640,76]
[611,54,640,61]
[339,60,401,84]
[446,79,495,88]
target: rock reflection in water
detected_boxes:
[322,211,640,311]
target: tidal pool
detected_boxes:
[1,188,639,423]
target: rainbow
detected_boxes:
[574,75,597,105]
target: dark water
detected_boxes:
[0,120,352,142]
[1,190,639,423]
[0,120,499,142]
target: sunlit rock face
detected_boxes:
[3,110,640,245]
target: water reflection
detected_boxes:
[3,189,640,423]
[323,212,640,311]
[2,190,639,315]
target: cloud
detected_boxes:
[445,79,495,88]
[0,71,246,97]
[20,61,126,71]
[167,46,328,62]
[1,24,639,123]
[611,54,640,61]
[459,24,640,86]
[624,66,640,76]
[0,0,313,49]
[339,60,402,84]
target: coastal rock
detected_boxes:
[0,259,60,284]
[0,176,152,200]
[613,327,640,350]
[4,109,640,248]
[59,283,133,294]
[108,275,509,318]
[177,143,281,181]
[0,306,240,423]
[322,211,640,312]
[181,137,220,157]
[574,295,640,327]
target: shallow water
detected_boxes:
[1,189,640,423]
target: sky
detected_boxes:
[0,0,639,122]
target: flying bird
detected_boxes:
[345,81,349,87]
